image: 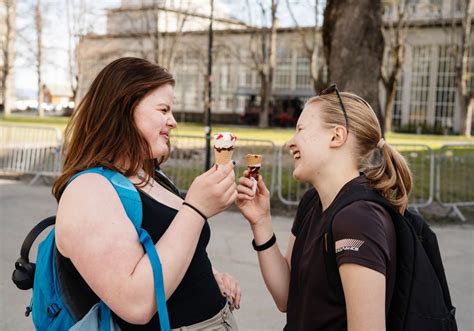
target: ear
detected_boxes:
[329,125,348,148]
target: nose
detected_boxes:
[167,113,177,129]
[286,136,295,150]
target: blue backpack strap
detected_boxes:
[68,167,170,331]
[138,229,170,330]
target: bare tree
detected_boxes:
[0,0,15,115]
[64,0,104,103]
[381,0,409,133]
[34,0,44,117]
[323,0,385,123]
[285,0,324,92]
[455,0,473,137]
[246,0,279,128]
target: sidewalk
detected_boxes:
[1,179,473,330]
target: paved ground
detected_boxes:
[1,179,473,330]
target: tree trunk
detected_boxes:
[258,0,278,128]
[323,0,384,122]
[384,84,397,133]
[463,98,473,136]
[310,0,321,93]
[1,0,14,116]
[35,0,44,117]
[384,44,405,133]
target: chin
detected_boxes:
[292,167,304,182]
[152,146,170,159]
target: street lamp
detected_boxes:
[204,0,214,171]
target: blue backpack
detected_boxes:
[12,167,170,330]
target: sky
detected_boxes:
[14,0,322,98]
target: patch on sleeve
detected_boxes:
[335,239,365,253]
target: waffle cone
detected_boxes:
[245,154,263,167]
[214,149,234,165]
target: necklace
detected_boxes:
[137,169,154,187]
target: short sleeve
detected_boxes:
[332,201,393,275]
[291,188,318,237]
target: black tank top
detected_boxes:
[56,189,226,330]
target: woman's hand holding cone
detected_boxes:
[186,161,237,218]
[236,170,271,228]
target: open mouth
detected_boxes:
[291,149,301,160]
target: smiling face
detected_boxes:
[133,83,176,159]
[286,102,334,183]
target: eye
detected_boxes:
[157,108,168,113]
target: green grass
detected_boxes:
[2,115,473,149]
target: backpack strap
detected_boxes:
[12,216,56,291]
[323,187,397,303]
[20,216,56,264]
[67,167,171,331]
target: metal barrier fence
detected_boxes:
[1,125,473,221]
[277,143,435,210]
[436,144,474,221]
[0,125,63,183]
[161,135,278,195]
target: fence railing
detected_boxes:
[1,125,472,221]
[277,143,435,210]
[436,144,474,221]
[0,125,63,183]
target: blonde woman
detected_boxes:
[236,85,412,330]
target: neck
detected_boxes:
[311,167,360,212]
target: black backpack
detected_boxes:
[299,186,457,331]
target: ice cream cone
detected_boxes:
[213,132,237,165]
[214,149,234,165]
[245,154,263,193]
[245,154,263,168]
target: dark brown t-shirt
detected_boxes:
[285,175,396,331]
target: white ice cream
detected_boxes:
[214,132,236,149]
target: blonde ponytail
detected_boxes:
[362,143,412,213]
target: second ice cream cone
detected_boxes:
[245,154,263,178]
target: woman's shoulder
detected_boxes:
[333,200,393,237]
[56,172,130,255]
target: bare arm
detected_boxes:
[56,164,236,324]
[252,220,294,312]
[236,174,293,312]
[339,264,386,331]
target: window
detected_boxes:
[274,49,292,89]
[435,45,457,130]
[296,56,311,89]
[409,46,431,127]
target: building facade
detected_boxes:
[77,0,474,133]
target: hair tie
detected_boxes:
[377,138,386,149]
